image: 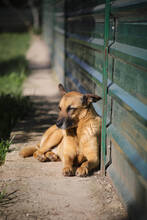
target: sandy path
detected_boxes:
[0,36,128,220]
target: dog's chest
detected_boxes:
[77,116,100,141]
[76,120,91,146]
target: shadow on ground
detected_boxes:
[12,95,59,145]
[0,56,29,76]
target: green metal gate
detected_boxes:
[108,1,147,219]
[42,0,147,219]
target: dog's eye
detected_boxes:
[67,106,76,112]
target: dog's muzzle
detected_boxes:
[56,118,65,128]
[56,117,74,129]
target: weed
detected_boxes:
[0,190,5,200]
[0,187,18,207]
[0,139,11,166]
[0,188,6,202]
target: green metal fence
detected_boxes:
[42,0,147,219]
[108,1,147,219]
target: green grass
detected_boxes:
[0,33,32,164]
[0,139,11,166]
[0,71,26,95]
[0,33,30,95]
[0,33,30,62]
[0,188,7,203]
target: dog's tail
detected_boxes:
[19,145,39,158]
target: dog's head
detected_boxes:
[56,84,101,129]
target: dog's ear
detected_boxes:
[58,84,66,96]
[82,94,101,106]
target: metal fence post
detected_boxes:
[101,0,111,175]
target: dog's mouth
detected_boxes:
[56,117,76,129]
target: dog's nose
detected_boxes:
[56,118,64,128]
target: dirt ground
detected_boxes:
[0,36,128,220]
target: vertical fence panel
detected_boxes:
[107,1,147,219]
[54,0,65,83]
[42,0,54,61]
[65,0,106,119]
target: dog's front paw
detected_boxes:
[76,166,88,177]
[62,167,74,176]
[45,152,60,162]
[33,151,47,162]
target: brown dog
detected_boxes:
[19,84,101,177]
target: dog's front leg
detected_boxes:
[62,134,77,176]
[76,154,98,177]
[76,137,99,177]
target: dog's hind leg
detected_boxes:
[40,125,59,147]
[19,125,58,158]
[38,128,63,154]
[19,145,38,158]
[33,127,63,162]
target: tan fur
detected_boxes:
[19,84,101,177]
[19,146,37,158]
